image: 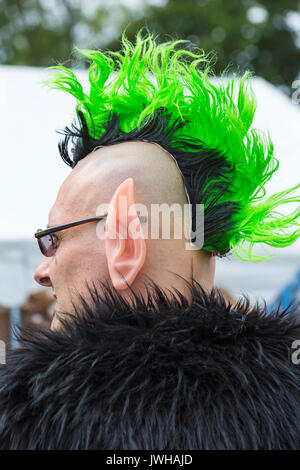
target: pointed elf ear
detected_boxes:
[105,178,146,290]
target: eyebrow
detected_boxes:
[46,223,61,230]
[46,223,70,231]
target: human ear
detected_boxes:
[105,178,146,290]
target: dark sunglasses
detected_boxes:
[34,215,147,257]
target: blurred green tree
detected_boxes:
[114,0,300,93]
[0,0,299,91]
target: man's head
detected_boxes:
[34,141,216,324]
[35,29,299,326]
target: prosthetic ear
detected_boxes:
[105,178,146,290]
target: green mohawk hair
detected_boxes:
[45,29,300,261]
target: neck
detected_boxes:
[122,250,215,304]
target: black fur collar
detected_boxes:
[0,281,299,450]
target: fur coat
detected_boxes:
[0,282,299,450]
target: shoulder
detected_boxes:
[0,282,299,449]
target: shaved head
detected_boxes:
[35,140,215,324]
[51,141,189,225]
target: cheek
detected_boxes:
[52,236,108,284]
[83,239,109,278]
[49,241,80,288]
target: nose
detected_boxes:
[34,257,52,287]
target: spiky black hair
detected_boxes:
[58,108,238,256]
[45,29,300,260]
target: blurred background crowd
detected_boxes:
[0,0,299,347]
